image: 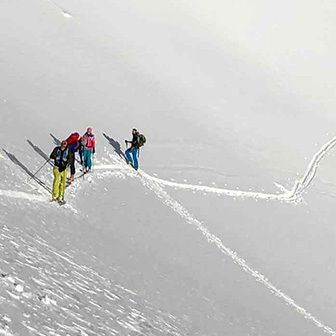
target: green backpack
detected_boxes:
[137,134,146,148]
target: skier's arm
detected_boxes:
[49,147,58,160]
[130,135,138,149]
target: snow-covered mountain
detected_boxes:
[1,1,336,335]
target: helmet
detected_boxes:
[87,127,92,133]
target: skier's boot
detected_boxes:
[58,198,66,206]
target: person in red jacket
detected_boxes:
[65,132,80,182]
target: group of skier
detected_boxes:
[49,127,145,205]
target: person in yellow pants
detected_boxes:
[49,140,72,205]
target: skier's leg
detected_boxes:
[132,148,139,169]
[52,167,60,200]
[83,149,88,169]
[87,150,92,169]
[59,168,67,201]
[69,154,75,181]
[70,154,75,175]
[125,149,132,164]
[79,146,83,165]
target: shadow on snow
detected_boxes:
[27,139,53,166]
[2,149,52,194]
[50,133,61,146]
[102,133,127,162]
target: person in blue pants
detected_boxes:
[81,127,96,173]
[125,128,139,170]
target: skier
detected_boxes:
[65,132,80,183]
[81,127,96,173]
[125,128,144,170]
[50,140,72,204]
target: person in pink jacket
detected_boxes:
[81,127,95,173]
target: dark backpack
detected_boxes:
[137,134,146,148]
[56,148,69,172]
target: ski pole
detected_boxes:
[29,158,51,181]
[92,151,95,175]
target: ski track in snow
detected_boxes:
[96,137,336,335]
[0,189,78,214]
[1,138,336,334]
[135,170,336,335]
[1,136,335,206]
[47,0,73,18]
[143,135,336,203]
[0,224,194,336]
[0,190,45,203]
[99,135,336,204]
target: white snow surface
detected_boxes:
[1,1,336,335]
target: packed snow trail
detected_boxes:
[133,171,336,335]
[0,190,46,203]
[1,137,336,333]
[98,136,336,203]
[290,136,336,198]
[2,135,334,206]
[0,189,78,213]
[95,136,336,334]
[46,0,72,18]
[143,136,336,202]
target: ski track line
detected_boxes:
[98,136,336,203]
[136,170,336,335]
[2,135,333,206]
[0,190,45,203]
[0,189,78,213]
[0,138,335,333]
[47,0,73,18]
[144,135,336,202]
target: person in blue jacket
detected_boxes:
[125,128,139,170]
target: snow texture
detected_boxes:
[1,0,336,335]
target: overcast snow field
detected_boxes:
[1,1,336,335]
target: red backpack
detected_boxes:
[66,132,80,145]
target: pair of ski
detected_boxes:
[53,171,88,206]
[66,169,91,186]
[123,155,139,172]
[51,198,66,206]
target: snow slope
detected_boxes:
[1,0,336,335]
